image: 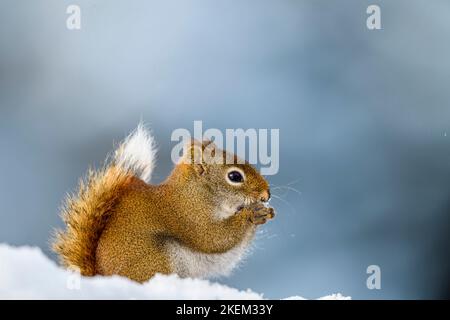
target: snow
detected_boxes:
[0,244,350,300]
[284,294,351,300]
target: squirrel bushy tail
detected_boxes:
[52,124,157,275]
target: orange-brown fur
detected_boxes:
[52,166,134,275]
[53,135,274,282]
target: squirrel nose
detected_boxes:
[260,190,271,202]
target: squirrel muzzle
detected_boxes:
[260,189,271,203]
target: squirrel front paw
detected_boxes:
[238,203,275,225]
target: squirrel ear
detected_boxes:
[202,140,217,160]
[193,163,206,175]
[181,139,207,175]
[183,139,202,162]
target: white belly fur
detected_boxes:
[166,230,255,279]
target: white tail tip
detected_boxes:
[114,123,157,183]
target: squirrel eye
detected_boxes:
[227,171,243,183]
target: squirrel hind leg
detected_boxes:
[96,235,172,282]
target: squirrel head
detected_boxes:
[172,139,271,213]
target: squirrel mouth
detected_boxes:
[238,196,268,211]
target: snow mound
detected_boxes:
[0,244,350,300]
[284,294,351,300]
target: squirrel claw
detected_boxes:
[247,203,275,225]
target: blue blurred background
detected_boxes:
[1,0,449,299]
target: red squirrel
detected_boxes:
[53,124,274,282]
